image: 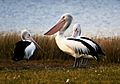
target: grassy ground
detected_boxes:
[0,32,120,83]
[0,64,120,84]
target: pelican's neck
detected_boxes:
[55,18,72,44]
[58,31,64,35]
[78,30,81,36]
[55,31,65,44]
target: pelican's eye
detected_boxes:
[26,33,30,37]
[62,16,65,19]
[28,34,30,36]
[74,28,77,31]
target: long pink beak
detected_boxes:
[30,37,46,53]
[44,18,66,35]
[29,37,42,49]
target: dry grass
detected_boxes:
[0,32,70,60]
[0,32,120,64]
[93,36,120,63]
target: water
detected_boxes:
[0,0,120,37]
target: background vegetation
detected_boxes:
[0,32,120,63]
[0,32,120,83]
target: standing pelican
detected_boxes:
[71,23,105,65]
[44,13,99,67]
[12,29,38,61]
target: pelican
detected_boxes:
[12,29,39,61]
[44,13,99,67]
[71,23,105,65]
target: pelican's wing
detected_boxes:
[79,37,105,55]
[63,38,95,56]
[77,36,97,50]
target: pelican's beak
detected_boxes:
[29,37,41,48]
[29,36,45,52]
[44,18,66,35]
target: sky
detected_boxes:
[0,0,120,37]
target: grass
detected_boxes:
[94,36,120,63]
[0,32,120,83]
[0,32,120,63]
[0,65,120,84]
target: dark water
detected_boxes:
[0,0,120,36]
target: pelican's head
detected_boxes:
[72,23,81,37]
[21,29,41,47]
[21,29,32,41]
[44,13,73,35]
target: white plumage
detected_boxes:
[22,29,36,59]
[12,29,37,61]
[55,33,90,58]
[44,13,100,67]
[24,42,36,59]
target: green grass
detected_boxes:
[0,65,120,84]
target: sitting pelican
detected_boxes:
[44,13,99,67]
[71,23,105,65]
[12,29,38,61]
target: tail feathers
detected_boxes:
[93,54,100,62]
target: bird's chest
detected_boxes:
[55,36,75,56]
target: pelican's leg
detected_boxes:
[78,58,87,67]
[76,58,80,67]
[73,58,77,67]
[78,58,82,68]
[82,58,87,65]
[83,58,88,66]
[78,58,82,67]
[77,58,81,67]
[80,58,84,65]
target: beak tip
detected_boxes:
[44,33,47,35]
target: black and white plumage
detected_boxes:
[71,23,105,65]
[72,23,105,55]
[44,13,102,67]
[12,29,37,61]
